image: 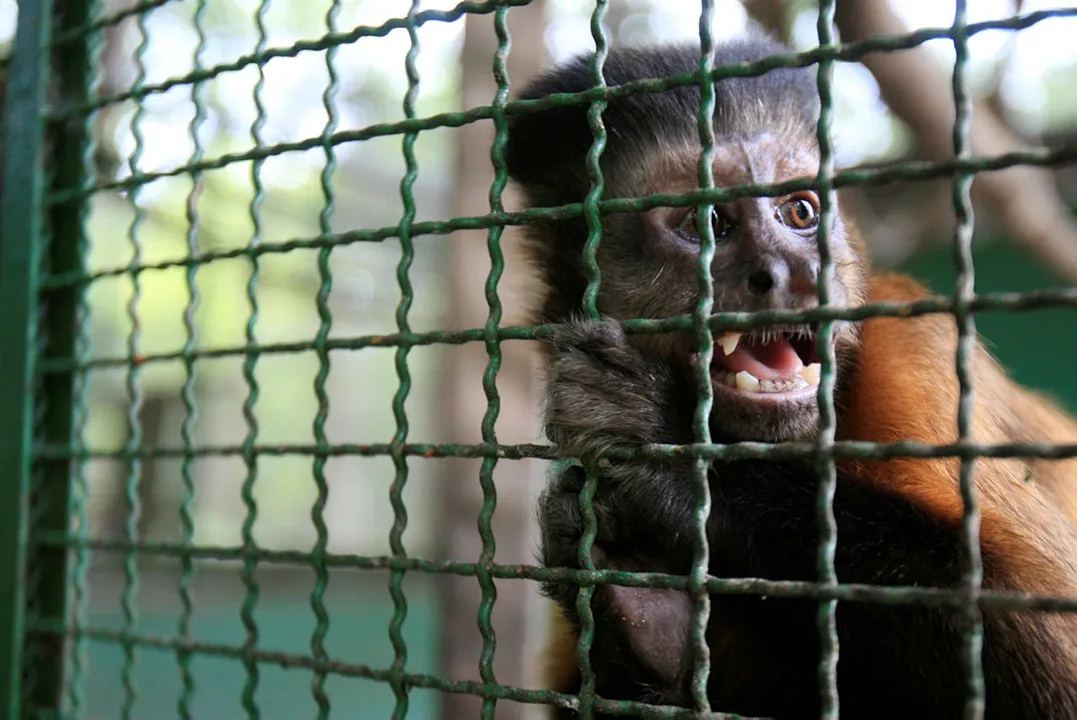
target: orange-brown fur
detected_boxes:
[841,274,1077,597]
[543,603,581,696]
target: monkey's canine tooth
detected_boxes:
[735,370,760,391]
[797,363,821,386]
[719,332,742,356]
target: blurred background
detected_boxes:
[7,0,1077,717]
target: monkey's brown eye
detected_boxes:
[678,206,733,242]
[779,194,820,231]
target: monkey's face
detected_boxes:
[596,137,867,443]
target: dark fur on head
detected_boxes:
[506,38,866,443]
[505,37,820,211]
[505,37,832,327]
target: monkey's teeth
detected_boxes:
[735,370,760,391]
[797,363,821,386]
[714,368,817,394]
[718,332,742,356]
[758,376,808,392]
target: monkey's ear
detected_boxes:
[598,584,692,694]
[504,74,594,206]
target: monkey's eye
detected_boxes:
[678,206,733,242]
[778,193,820,231]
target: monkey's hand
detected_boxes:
[541,318,698,565]
[544,317,689,463]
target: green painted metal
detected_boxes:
[388,3,421,718]
[689,1,717,712]
[176,1,209,715]
[1,0,95,715]
[309,0,341,716]
[238,1,272,714]
[15,531,1077,613]
[385,5,422,718]
[811,1,841,715]
[475,5,512,720]
[66,0,105,709]
[35,9,1077,213]
[574,1,609,716]
[28,286,1077,376]
[119,8,151,718]
[0,0,52,714]
[42,2,98,717]
[28,431,1077,464]
[948,2,986,716]
[34,164,1077,295]
[2,2,1077,719]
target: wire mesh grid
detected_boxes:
[1,0,1077,719]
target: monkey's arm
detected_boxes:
[538,318,706,707]
[839,273,1077,589]
[541,318,700,566]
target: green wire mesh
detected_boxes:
[389,2,421,717]
[1,1,1077,719]
[689,0,715,712]
[475,5,513,720]
[310,1,341,716]
[177,1,208,713]
[120,7,150,718]
[811,2,840,714]
[948,2,987,714]
[573,1,608,716]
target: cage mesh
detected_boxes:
[1,0,1077,719]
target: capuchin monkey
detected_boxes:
[504,36,1077,719]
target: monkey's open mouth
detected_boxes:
[708,326,824,394]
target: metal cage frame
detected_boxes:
[3,0,1077,718]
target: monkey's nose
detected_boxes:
[747,269,775,296]
[744,256,820,306]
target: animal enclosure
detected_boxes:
[2,0,1077,718]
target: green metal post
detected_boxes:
[0,0,54,716]
[31,0,95,715]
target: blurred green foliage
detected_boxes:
[901,234,1077,413]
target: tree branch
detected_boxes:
[835,0,1077,280]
